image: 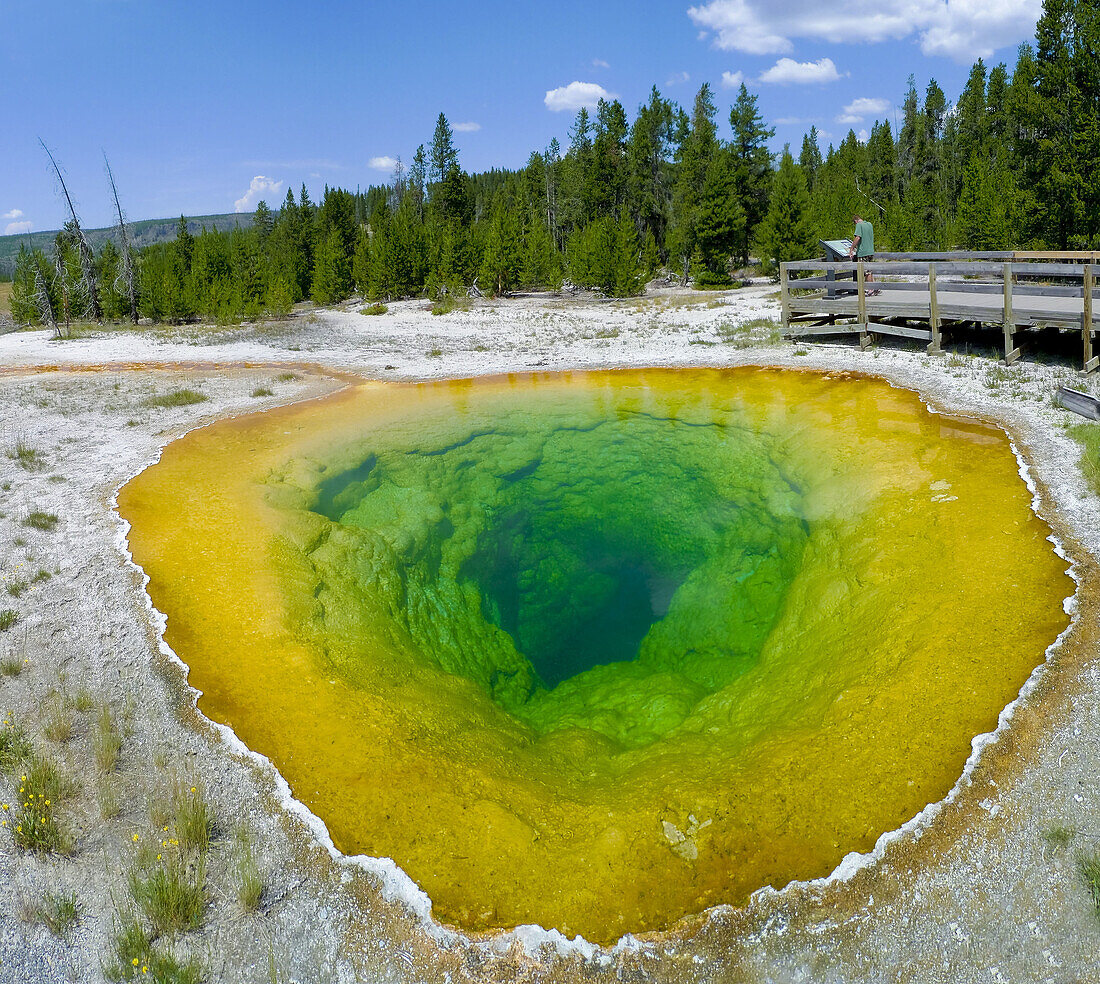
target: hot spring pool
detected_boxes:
[118,368,1072,943]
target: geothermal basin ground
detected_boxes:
[0,283,1099,984]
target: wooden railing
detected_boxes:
[779,253,1099,372]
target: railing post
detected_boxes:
[927,263,942,355]
[780,262,791,335]
[1083,264,1098,374]
[1002,262,1020,365]
[858,261,871,350]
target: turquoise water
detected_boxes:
[314,410,810,746]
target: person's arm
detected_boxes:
[849,234,861,258]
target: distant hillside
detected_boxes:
[0,213,252,279]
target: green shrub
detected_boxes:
[142,390,208,408]
[23,511,59,531]
[1068,423,1100,497]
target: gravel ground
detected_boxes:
[0,286,1098,983]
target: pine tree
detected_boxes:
[755,148,816,276]
[429,113,458,184]
[253,200,275,243]
[521,216,561,290]
[799,127,822,191]
[729,83,775,264]
[693,151,745,286]
[480,201,521,295]
[610,212,643,297]
[311,227,351,304]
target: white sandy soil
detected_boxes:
[0,285,1099,983]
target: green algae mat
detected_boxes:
[119,368,1073,944]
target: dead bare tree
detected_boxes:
[53,238,71,338]
[104,153,138,323]
[40,139,102,322]
[31,261,58,338]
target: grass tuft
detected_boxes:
[274,372,299,382]
[27,890,80,940]
[0,610,17,632]
[1043,823,1077,849]
[1068,423,1100,498]
[250,387,274,398]
[31,569,52,584]
[94,704,123,773]
[0,719,33,773]
[360,302,388,316]
[173,781,214,853]
[9,438,45,471]
[104,913,205,983]
[43,694,73,743]
[128,855,206,936]
[23,511,59,531]
[430,295,469,316]
[234,827,263,912]
[6,578,27,598]
[0,659,23,677]
[70,688,95,713]
[11,754,77,855]
[142,389,209,409]
[1080,849,1100,919]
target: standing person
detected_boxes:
[849,214,879,295]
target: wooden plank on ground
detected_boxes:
[1056,387,1100,420]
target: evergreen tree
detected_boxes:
[668,83,719,277]
[253,200,275,243]
[311,227,351,304]
[729,83,775,264]
[755,148,816,275]
[693,151,745,286]
[610,212,643,297]
[521,216,561,289]
[480,201,521,295]
[429,113,458,184]
[799,126,822,191]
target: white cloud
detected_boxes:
[4,220,32,236]
[845,97,891,116]
[368,156,398,171]
[667,71,691,86]
[544,81,616,112]
[3,208,24,220]
[720,70,744,89]
[759,57,843,84]
[688,0,1041,63]
[234,175,283,213]
[592,58,610,68]
[857,128,870,142]
[453,121,481,132]
[836,97,892,124]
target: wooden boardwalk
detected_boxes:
[780,252,1100,373]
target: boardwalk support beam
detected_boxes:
[857,262,872,350]
[1002,263,1020,365]
[780,263,790,336]
[1084,265,1098,375]
[927,264,943,355]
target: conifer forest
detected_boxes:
[11,0,1100,326]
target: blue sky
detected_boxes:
[2,0,1043,234]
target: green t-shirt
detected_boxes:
[854,220,875,257]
